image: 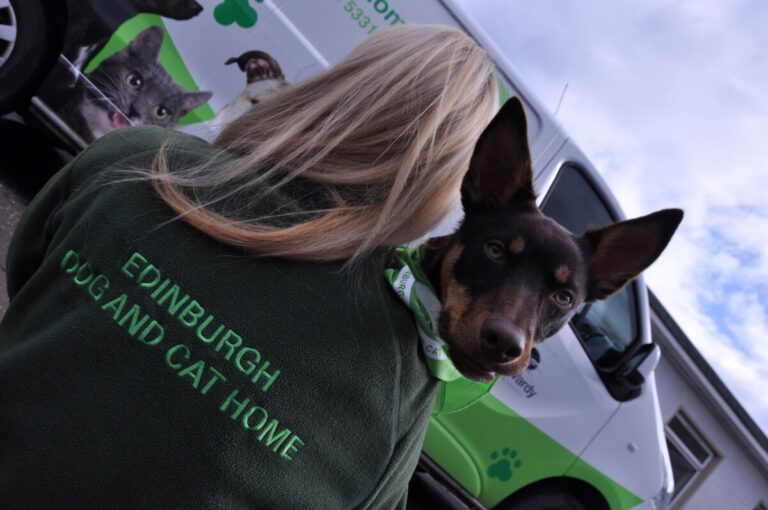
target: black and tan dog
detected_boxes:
[420,97,682,382]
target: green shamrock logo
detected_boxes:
[214,0,262,28]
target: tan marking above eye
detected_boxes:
[508,236,526,254]
[555,265,571,284]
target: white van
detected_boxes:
[2,0,674,507]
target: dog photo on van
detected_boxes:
[214,50,290,128]
[64,0,205,75]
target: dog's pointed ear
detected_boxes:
[584,209,683,301]
[461,97,535,209]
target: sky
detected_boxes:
[456,0,768,433]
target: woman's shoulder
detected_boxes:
[65,126,215,192]
[81,126,213,166]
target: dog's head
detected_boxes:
[226,51,286,85]
[129,0,203,20]
[434,98,682,382]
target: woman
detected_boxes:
[0,25,498,508]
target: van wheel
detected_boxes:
[0,0,66,114]
[499,490,586,510]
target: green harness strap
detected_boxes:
[385,245,498,414]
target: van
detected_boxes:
[0,1,674,507]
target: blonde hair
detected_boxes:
[150,24,498,261]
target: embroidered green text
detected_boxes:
[58,248,305,461]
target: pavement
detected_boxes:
[0,179,27,317]
[0,117,71,319]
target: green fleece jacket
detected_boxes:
[0,126,437,509]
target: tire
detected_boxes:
[0,0,66,114]
[500,490,587,510]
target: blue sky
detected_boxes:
[456,0,768,432]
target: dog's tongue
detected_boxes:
[109,110,131,129]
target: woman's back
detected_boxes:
[0,126,437,509]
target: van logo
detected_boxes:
[487,448,523,482]
[214,0,263,28]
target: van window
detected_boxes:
[541,164,638,368]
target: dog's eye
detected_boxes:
[154,105,171,119]
[552,290,574,307]
[485,240,505,262]
[125,72,143,90]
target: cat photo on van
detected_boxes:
[61,26,212,143]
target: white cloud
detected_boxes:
[460,0,768,432]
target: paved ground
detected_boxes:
[0,180,28,318]
[0,117,71,320]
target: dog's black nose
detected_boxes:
[481,320,525,361]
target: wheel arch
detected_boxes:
[0,0,68,113]
[494,476,610,510]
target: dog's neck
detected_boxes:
[418,235,454,300]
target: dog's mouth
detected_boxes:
[440,323,530,382]
[438,321,494,382]
[449,347,496,383]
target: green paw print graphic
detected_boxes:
[214,0,263,28]
[487,447,522,482]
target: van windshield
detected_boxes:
[541,164,638,368]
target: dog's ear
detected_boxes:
[583,209,683,301]
[128,26,164,62]
[461,97,535,209]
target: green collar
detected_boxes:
[385,245,498,414]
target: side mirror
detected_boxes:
[616,343,660,387]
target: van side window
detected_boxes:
[540,164,639,368]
